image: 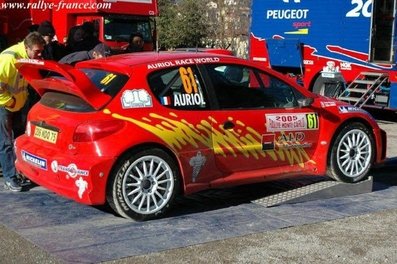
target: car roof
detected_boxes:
[76,51,237,70]
[74,51,311,96]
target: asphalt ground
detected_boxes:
[0,110,396,264]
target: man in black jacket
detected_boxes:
[58,43,111,65]
[37,20,67,61]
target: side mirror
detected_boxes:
[298,97,314,107]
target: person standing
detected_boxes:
[37,20,67,61]
[0,32,45,191]
[64,25,85,53]
[125,32,145,53]
[75,21,101,52]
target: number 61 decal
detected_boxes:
[179,67,198,94]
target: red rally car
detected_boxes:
[15,52,387,221]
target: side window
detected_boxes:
[80,68,129,97]
[206,64,301,109]
[148,66,208,110]
[258,72,302,108]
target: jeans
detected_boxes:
[0,107,26,181]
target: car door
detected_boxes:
[147,64,224,185]
[203,63,321,180]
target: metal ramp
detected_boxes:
[337,72,389,108]
[252,177,373,207]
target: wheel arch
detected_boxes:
[105,142,185,196]
[308,71,321,92]
[326,117,377,167]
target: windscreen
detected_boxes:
[103,15,152,43]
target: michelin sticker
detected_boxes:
[121,89,153,109]
[338,106,364,113]
[22,150,47,170]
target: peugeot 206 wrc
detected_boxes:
[14,52,387,221]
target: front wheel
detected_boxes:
[107,148,180,221]
[327,122,375,183]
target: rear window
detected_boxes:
[40,92,95,112]
[80,68,129,97]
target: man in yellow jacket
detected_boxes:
[0,32,45,191]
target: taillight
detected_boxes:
[73,120,125,142]
[26,121,32,136]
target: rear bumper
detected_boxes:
[15,135,117,205]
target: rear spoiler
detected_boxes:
[16,59,112,110]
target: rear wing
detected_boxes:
[16,59,112,110]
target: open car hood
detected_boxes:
[16,59,112,110]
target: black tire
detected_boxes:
[313,75,346,97]
[327,122,375,183]
[107,148,180,221]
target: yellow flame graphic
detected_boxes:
[104,110,315,167]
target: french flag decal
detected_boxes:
[161,96,171,105]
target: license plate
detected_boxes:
[34,126,58,144]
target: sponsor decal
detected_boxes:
[340,61,352,71]
[51,161,89,178]
[266,113,319,132]
[17,59,44,65]
[75,177,88,199]
[147,57,220,70]
[275,132,312,149]
[121,89,152,109]
[159,66,206,107]
[322,61,339,73]
[266,9,309,20]
[262,134,275,150]
[320,101,337,108]
[338,106,365,113]
[174,93,205,107]
[22,151,47,170]
[189,151,206,182]
[170,66,206,107]
[292,21,311,29]
[279,132,305,142]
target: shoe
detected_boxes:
[4,177,22,192]
[17,175,31,187]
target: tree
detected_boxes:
[156,0,251,57]
[204,0,251,57]
[157,0,209,50]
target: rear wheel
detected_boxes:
[327,122,375,183]
[107,148,180,221]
